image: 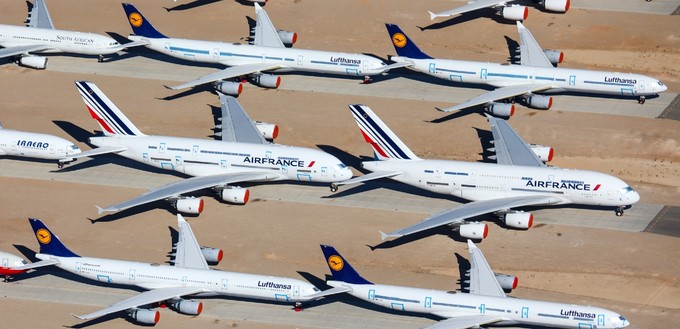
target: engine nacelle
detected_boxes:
[170,299,203,316]
[459,223,488,240]
[501,5,528,21]
[174,198,204,214]
[485,102,514,118]
[200,247,224,263]
[251,74,281,89]
[525,95,552,110]
[494,273,518,291]
[220,186,250,205]
[215,81,243,96]
[544,0,570,13]
[277,30,298,45]
[504,212,533,229]
[128,309,160,325]
[543,50,564,65]
[253,121,279,140]
[18,56,48,69]
[529,144,554,162]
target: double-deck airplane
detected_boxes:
[386,23,667,117]
[429,0,570,22]
[330,104,640,241]
[121,3,407,94]
[0,122,81,167]
[23,216,345,325]
[321,242,630,328]
[0,0,147,69]
[62,81,352,215]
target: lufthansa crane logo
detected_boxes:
[392,33,407,48]
[328,255,344,271]
[36,228,51,245]
[129,12,143,28]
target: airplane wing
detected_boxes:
[174,214,209,270]
[437,83,554,113]
[165,63,283,90]
[517,22,554,68]
[486,115,545,167]
[300,286,353,301]
[380,195,563,240]
[0,45,51,59]
[332,170,403,188]
[252,3,285,48]
[27,0,55,29]
[12,258,60,271]
[59,145,128,162]
[97,172,279,214]
[429,0,508,20]
[424,314,505,329]
[377,61,414,73]
[467,240,506,297]
[108,40,152,52]
[216,94,268,144]
[74,286,205,321]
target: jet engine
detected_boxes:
[170,299,203,315]
[494,273,518,291]
[220,186,250,204]
[277,30,298,45]
[529,144,554,162]
[175,198,205,214]
[128,308,160,325]
[503,212,533,229]
[251,74,281,89]
[215,81,243,96]
[544,0,570,13]
[18,55,48,69]
[253,121,279,140]
[501,5,528,21]
[200,247,224,263]
[459,223,488,239]
[525,95,552,110]
[485,102,515,118]
[543,50,564,65]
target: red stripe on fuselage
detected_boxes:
[593,184,601,191]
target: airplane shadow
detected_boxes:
[53,120,95,144]
[315,145,367,173]
[455,253,471,293]
[504,36,520,65]
[163,0,223,12]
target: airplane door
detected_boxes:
[293,285,300,297]
[212,48,219,58]
[361,60,367,74]
[221,278,228,290]
[424,297,432,309]
[598,314,605,326]
[192,145,199,155]
[165,42,171,52]
[321,166,328,177]
[297,55,303,66]
[220,159,228,169]
[143,152,149,162]
[569,75,576,86]
[128,269,136,281]
[521,307,529,318]
[481,68,488,80]
[1,257,8,268]
[159,142,166,153]
[368,289,376,300]
[181,275,187,286]
[479,303,486,314]
[429,62,436,73]
[175,156,183,166]
[75,261,82,273]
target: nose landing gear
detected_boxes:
[638,96,646,104]
[615,206,625,217]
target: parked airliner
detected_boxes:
[321,242,630,328]
[122,3,407,94]
[386,23,667,117]
[331,104,639,241]
[0,0,147,69]
[429,0,570,22]
[62,81,352,216]
[24,216,345,325]
[0,250,57,281]
[0,122,81,167]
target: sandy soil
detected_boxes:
[1,0,679,328]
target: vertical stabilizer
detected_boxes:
[28,218,79,257]
[122,3,168,38]
[348,104,419,160]
[75,81,145,137]
[320,245,372,285]
[385,24,432,60]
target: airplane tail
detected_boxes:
[122,3,168,39]
[348,104,419,161]
[385,23,432,60]
[320,245,372,284]
[75,81,145,137]
[28,218,79,257]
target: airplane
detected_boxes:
[385,23,667,118]
[429,0,570,22]
[121,3,407,94]
[61,81,352,216]
[0,122,81,167]
[320,242,630,328]
[23,216,347,325]
[330,104,640,241]
[0,0,147,69]
[0,250,58,282]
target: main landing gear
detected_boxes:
[615,206,625,217]
[98,54,104,63]
[294,302,303,312]
[362,76,373,84]
[638,96,646,104]
[330,183,338,193]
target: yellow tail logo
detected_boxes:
[36,228,51,245]
[392,33,407,48]
[129,12,143,28]
[328,255,344,271]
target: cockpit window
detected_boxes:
[334,164,347,170]
[68,145,80,151]
[313,287,320,292]
[619,186,634,194]
[619,315,627,321]
[658,81,665,86]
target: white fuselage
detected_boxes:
[0,25,123,55]
[363,159,639,207]
[36,253,321,303]
[128,35,389,77]
[329,281,629,329]
[393,56,667,97]
[0,128,80,160]
[90,135,352,182]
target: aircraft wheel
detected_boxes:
[330,184,338,193]
[638,96,646,104]
[615,209,624,217]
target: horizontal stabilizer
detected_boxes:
[12,258,59,271]
[301,286,352,301]
[333,170,402,187]
[60,145,128,163]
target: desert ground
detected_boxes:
[0,0,679,328]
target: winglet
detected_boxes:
[467,239,476,250]
[428,11,438,20]
[95,206,107,215]
[379,231,389,241]
[71,313,86,320]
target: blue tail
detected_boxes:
[122,3,167,39]
[29,218,79,257]
[385,23,431,60]
[320,245,372,285]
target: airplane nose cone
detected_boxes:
[629,190,641,204]
[341,167,353,180]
